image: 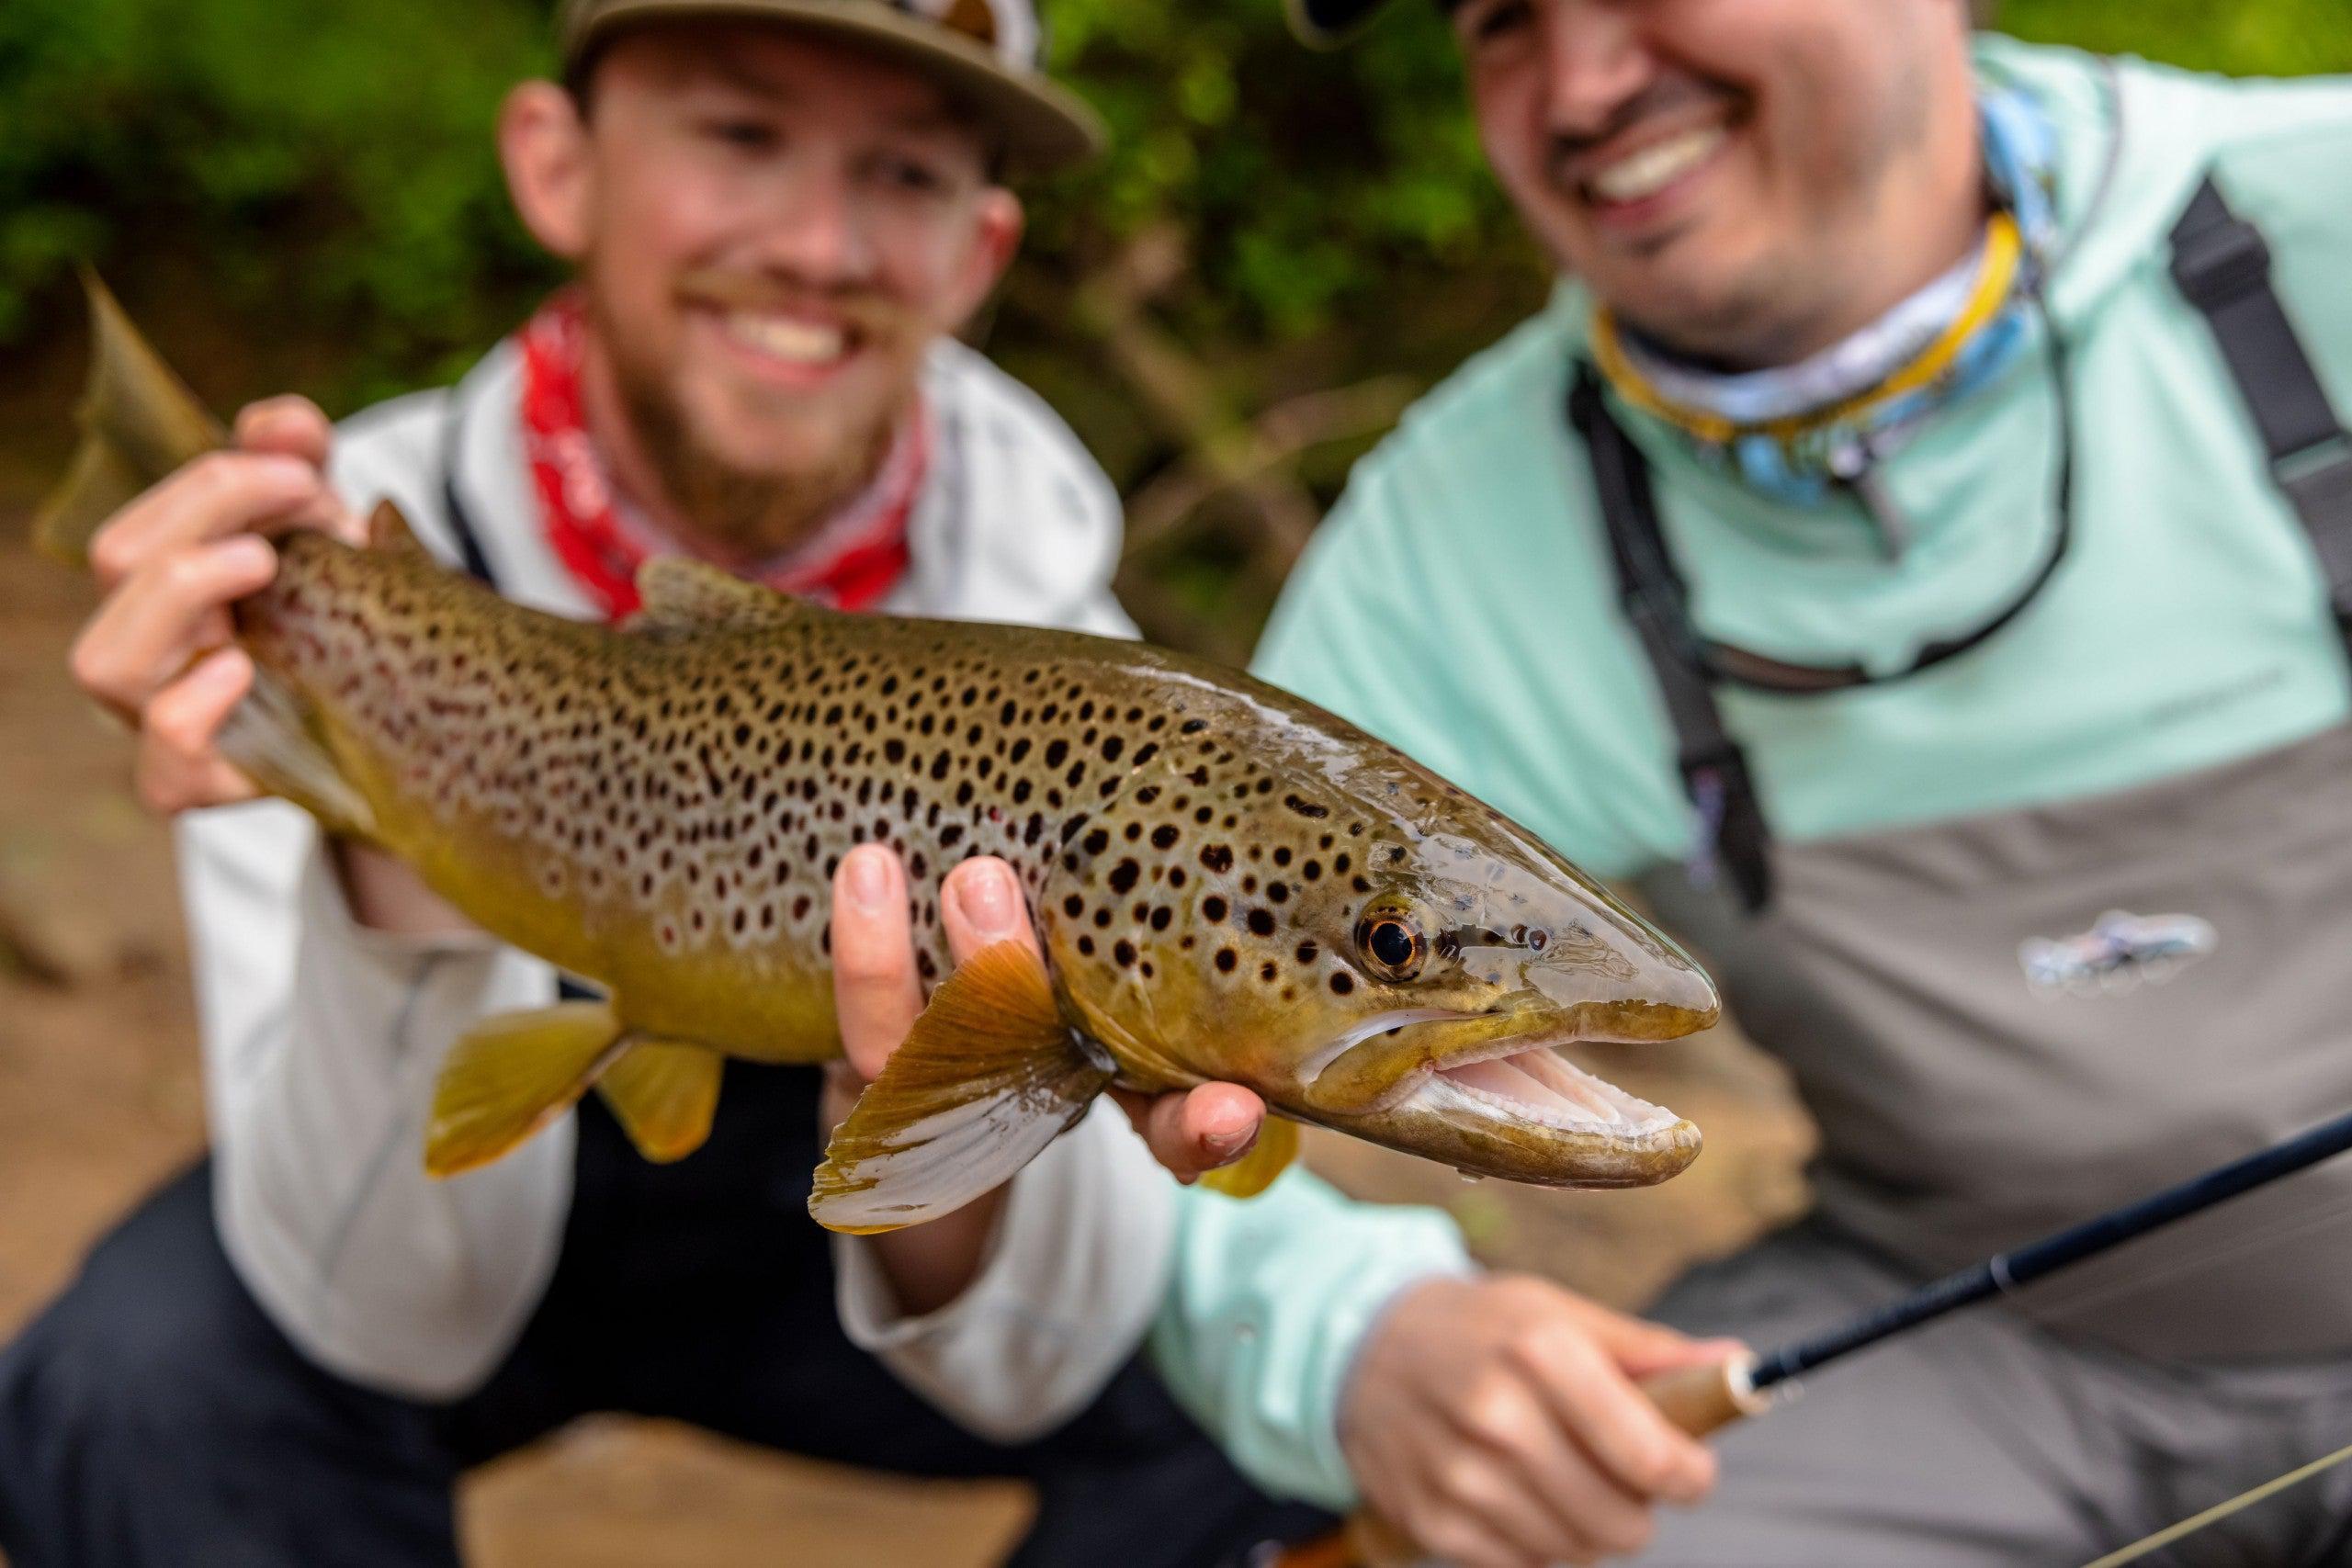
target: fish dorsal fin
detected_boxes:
[425,1001,629,1178]
[35,271,227,568]
[631,557,810,633]
[368,499,425,555]
[1197,1115,1299,1200]
[809,941,1116,1235]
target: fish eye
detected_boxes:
[1356,906,1427,981]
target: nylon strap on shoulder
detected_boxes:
[437,399,502,589]
[1570,365,1774,912]
[2170,175,2352,631]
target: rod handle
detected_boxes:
[1640,1351,1769,1438]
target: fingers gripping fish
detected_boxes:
[41,278,1721,1234]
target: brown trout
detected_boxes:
[41,280,1719,1233]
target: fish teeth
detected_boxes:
[1588,125,1725,204]
[724,311,849,366]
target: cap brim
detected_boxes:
[570,0,1105,175]
[1284,0,1389,48]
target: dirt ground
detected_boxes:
[0,480,1815,1564]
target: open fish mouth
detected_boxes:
[1424,1043,1682,1139]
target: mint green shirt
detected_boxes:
[1164,39,2352,1511]
[1257,39,2352,880]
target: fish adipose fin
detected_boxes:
[426,1001,630,1178]
[35,271,225,568]
[215,663,379,841]
[595,1039,724,1163]
[809,941,1115,1235]
[631,558,813,633]
[1197,1115,1299,1200]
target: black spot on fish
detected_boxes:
[1108,860,1141,895]
[1150,907,1172,931]
[1064,895,1085,918]
[1203,896,1228,922]
[1182,719,1208,735]
[1216,948,1238,973]
[1046,739,1069,768]
[1201,845,1234,874]
[1114,940,1136,968]
[1151,825,1180,851]
[1247,908,1276,937]
[1083,828,1111,856]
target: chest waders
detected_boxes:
[1582,175,2352,1362]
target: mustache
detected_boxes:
[1544,77,1738,189]
[673,269,909,337]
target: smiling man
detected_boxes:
[0,4,1459,1564]
[1252,0,2352,1562]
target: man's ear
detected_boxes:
[501,81,597,262]
[945,187,1026,333]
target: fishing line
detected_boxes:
[2078,1435,2352,1568]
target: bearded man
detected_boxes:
[0,5,1481,1563]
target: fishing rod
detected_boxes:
[1302,1103,2352,1568]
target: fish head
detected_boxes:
[1036,684,1718,1189]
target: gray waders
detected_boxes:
[1577,177,2352,1564]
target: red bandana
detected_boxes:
[516,294,922,622]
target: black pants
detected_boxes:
[0,1064,1330,1567]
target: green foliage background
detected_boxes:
[3,0,2348,642]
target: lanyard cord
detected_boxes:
[1577,284,2077,697]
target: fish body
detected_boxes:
[45,279,1722,1232]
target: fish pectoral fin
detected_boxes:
[36,272,226,570]
[215,664,379,841]
[1196,1114,1299,1201]
[595,1039,724,1164]
[426,1001,628,1179]
[630,557,815,634]
[809,941,1114,1235]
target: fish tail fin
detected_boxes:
[34,270,226,569]
[214,662,378,841]
[426,1001,629,1179]
[809,942,1114,1235]
[594,1039,725,1164]
[1196,1115,1299,1200]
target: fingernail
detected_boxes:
[1204,1113,1256,1159]
[219,536,277,577]
[953,863,1019,940]
[843,847,893,912]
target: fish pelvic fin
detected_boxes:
[426,1001,629,1179]
[1196,1115,1299,1201]
[809,941,1114,1235]
[215,663,379,841]
[595,1039,724,1164]
[35,271,225,569]
[631,557,814,634]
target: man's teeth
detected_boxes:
[724,312,849,366]
[1588,126,1725,205]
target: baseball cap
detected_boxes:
[1284,0,1400,48]
[560,0,1105,173]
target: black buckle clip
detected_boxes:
[2171,217,2273,312]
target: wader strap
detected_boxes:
[2171,175,2352,631]
[1570,366,1775,912]
[437,398,501,589]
